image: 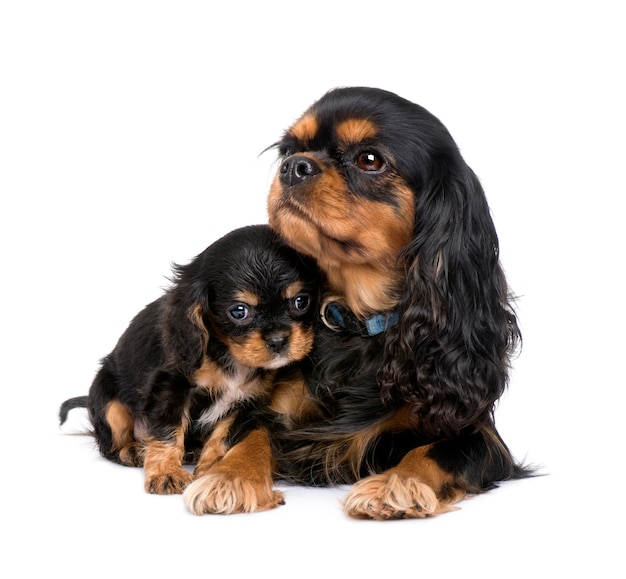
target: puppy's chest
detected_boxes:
[191,358,273,429]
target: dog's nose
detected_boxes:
[266,333,288,354]
[279,155,321,186]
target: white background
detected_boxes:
[1,1,624,577]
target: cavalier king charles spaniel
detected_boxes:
[254,86,533,519]
[60,224,320,513]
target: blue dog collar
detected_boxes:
[321,300,399,337]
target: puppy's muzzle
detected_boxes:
[279,155,321,187]
[265,332,288,354]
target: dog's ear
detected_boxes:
[161,274,210,378]
[381,159,520,438]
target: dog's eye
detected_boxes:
[356,151,386,172]
[290,293,312,315]
[228,304,253,323]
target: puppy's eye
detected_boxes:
[356,151,386,172]
[228,303,254,324]
[290,293,312,315]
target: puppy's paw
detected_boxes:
[344,472,452,520]
[118,443,144,467]
[145,469,194,495]
[183,472,285,515]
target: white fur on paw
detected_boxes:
[343,472,442,520]
[183,472,284,515]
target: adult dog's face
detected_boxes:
[268,88,417,270]
[267,87,460,315]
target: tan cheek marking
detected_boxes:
[285,324,315,361]
[227,334,273,368]
[336,118,378,143]
[290,113,318,142]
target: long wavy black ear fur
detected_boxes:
[161,260,211,378]
[381,155,520,439]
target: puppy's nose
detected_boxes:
[279,155,321,187]
[266,333,288,354]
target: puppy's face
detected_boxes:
[201,226,318,370]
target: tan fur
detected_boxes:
[290,113,318,142]
[105,400,142,466]
[143,425,194,495]
[343,445,464,519]
[189,303,209,350]
[268,168,414,316]
[183,428,283,515]
[314,405,416,481]
[192,357,226,393]
[193,414,236,478]
[225,326,315,369]
[269,372,321,428]
[233,289,259,307]
[336,118,378,144]
[284,280,307,299]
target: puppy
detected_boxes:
[59,224,319,512]
[257,86,534,519]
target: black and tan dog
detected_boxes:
[60,224,319,512]
[209,87,534,520]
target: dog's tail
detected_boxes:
[59,395,89,425]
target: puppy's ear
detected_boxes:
[381,159,520,438]
[161,278,210,378]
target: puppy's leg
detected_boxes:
[192,415,235,479]
[184,428,284,515]
[343,444,461,520]
[143,425,194,495]
[88,364,143,466]
[104,400,144,466]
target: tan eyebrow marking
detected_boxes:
[290,113,318,142]
[336,118,378,144]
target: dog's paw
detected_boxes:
[343,472,452,520]
[183,472,285,515]
[145,469,194,495]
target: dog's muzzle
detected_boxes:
[279,155,321,187]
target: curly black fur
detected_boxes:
[266,87,534,501]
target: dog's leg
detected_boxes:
[143,426,194,494]
[344,423,524,519]
[183,427,284,515]
[343,444,462,519]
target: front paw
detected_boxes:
[344,472,448,520]
[145,469,194,495]
[183,472,285,515]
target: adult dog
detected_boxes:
[261,86,533,519]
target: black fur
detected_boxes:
[60,224,320,494]
[266,87,534,517]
